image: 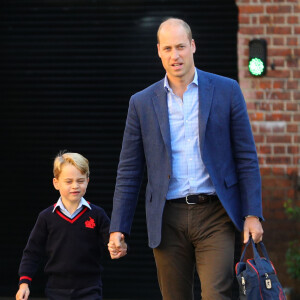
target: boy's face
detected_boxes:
[53,163,89,206]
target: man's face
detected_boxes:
[157,23,196,84]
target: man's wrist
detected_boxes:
[244,215,259,220]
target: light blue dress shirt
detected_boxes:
[165,70,216,200]
[52,197,91,219]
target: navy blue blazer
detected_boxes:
[110,68,263,248]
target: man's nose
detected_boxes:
[171,49,179,59]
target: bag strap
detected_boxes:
[251,238,271,276]
[239,237,271,276]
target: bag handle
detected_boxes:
[239,237,271,276]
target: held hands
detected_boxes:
[16,283,30,300]
[108,232,128,259]
[243,216,264,244]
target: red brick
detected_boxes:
[266,6,292,13]
[273,103,284,111]
[239,6,264,14]
[274,16,285,24]
[255,91,264,99]
[287,38,298,46]
[286,103,298,111]
[272,167,285,176]
[273,37,284,46]
[293,91,300,99]
[271,58,285,67]
[267,135,291,143]
[267,70,290,78]
[258,157,265,164]
[268,48,292,56]
[260,145,272,154]
[287,124,298,132]
[267,27,292,34]
[259,124,272,133]
[239,15,250,24]
[239,27,264,35]
[259,103,271,111]
[288,16,299,24]
[287,57,298,68]
[270,91,291,100]
[266,113,290,121]
[287,167,298,176]
[295,48,300,56]
[274,146,285,154]
[250,112,264,121]
[295,27,300,34]
[293,156,300,164]
[272,124,285,133]
[266,157,291,164]
[254,135,265,143]
[287,81,298,89]
[288,146,299,154]
[294,136,300,143]
[273,81,285,89]
[260,167,272,176]
[294,114,300,121]
[293,70,300,78]
[259,16,271,24]
[259,81,271,89]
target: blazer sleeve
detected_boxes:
[230,80,263,220]
[110,95,146,235]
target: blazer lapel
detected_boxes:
[197,69,214,153]
[152,82,172,164]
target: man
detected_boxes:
[108,18,263,300]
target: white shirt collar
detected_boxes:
[164,68,198,93]
[52,197,91,213]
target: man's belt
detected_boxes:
[169,194,218,205]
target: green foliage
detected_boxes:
[285,240,300,280]
[284,199,300,220]
[284,199,300,280]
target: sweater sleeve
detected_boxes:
[98,208,110,246]
[18,212,48,285]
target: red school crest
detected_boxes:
[85,217,96,229]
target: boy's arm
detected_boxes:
[18,213,47,286]
[16,283,30,300]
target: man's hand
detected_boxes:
[243,216,264,244]
[16,283,30,300]
[108,232,127,259]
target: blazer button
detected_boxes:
[168,175,170,179]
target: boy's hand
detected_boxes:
[16,283,30,300]
[108,232,127,259]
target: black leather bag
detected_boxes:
[235,237,286,300]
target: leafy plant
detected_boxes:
[284,199,300,280]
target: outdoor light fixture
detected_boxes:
[248,39,267,77]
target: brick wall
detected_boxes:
[235,0,300,295]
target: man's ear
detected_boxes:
[157,44,161,58]
[53,178,59,190]
[191,39,196,54]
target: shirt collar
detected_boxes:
[52,197,91,213]
[164,68,198,93]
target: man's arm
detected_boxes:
[230,80,264,242]
[110,96,145,237]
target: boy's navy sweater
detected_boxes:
[18,203,110,289]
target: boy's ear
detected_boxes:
[53,178,59,190]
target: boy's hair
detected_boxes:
[53,152,90,179]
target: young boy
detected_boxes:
[16,152,120,300]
